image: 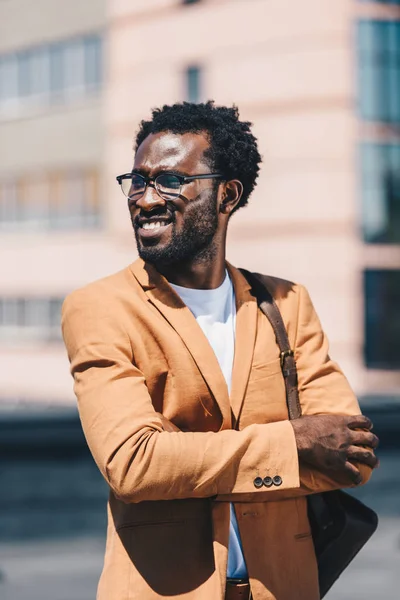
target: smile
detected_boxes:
[142,221,168,230]
[137,219,172,239]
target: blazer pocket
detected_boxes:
[118,517,215,598]
[250,357,282,380]
[240,358,288,425]
[294,531,313,541]
[116,519,183,531]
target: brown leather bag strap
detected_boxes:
[239,269,302,420]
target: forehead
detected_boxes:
[134,131,210,173]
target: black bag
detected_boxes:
[240,269,378,599]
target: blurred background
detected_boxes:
[0,0,399,598]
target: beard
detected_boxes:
[133,191,219,268]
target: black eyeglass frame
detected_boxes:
[116,171,223,201]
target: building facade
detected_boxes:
[105,0,400,398]
[1,0,399,406]
[0,0,117,405]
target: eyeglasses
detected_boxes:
[116,171,223,202]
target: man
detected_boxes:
[62,101,379,600]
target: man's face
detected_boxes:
[129,131,221,267]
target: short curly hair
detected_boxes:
[135,101,262,213]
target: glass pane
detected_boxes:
[0,180,18,223]
[29,48,50,97]
[64,39,85,94]
[50,43,65,98]
[24,176,50,226]
[364,270,400,369]
[357,20,400,123]
[18,52,33,97]
[360,1,400,4]
[48,298,63,341]
[0,55,18,103]
[84,36,102,91]
[360,143,400,243]
[186,65,201,103]
[2,299,21,326]
[25,298,50,328]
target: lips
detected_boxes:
[141,220,169,231]
[136,217,173,240]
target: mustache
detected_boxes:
[133,205,177,228]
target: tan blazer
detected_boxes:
[61,259,371,600]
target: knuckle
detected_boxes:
[368,433,379,447]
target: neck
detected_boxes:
[157,250,227,290]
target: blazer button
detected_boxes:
[273,475,283,487]
[263,476,273,488]
[253,477,263,489]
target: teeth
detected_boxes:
[142,221,167,230]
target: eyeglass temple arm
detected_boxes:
[182,174,222,182]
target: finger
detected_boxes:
[351,431,379,449]
[344,461,363,485]
[347,446,379,469]
[346,415,373,430]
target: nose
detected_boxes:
[134,183,166,212]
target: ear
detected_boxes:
[219,180,243,215]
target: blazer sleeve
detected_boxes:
[265,283,372,501]
[216,283,373,503]
[293,283,372,494]
[61,289,301,504]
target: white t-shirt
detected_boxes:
[170,272,248,579]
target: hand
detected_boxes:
[291,414,379,485]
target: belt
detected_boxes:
[225,579,252,600]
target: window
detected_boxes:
[357,20,400,123]
[0,169,101,231]
[0,33,102,114]
[18,47,51,100]
[84,36,102,91]
[0,297,64,343]
[360,1,400,4]
[50,43,65,99]
[0,180,18,223]
[360,143,400,243]
[0,55,18,104]
[64,39,86,97]
[364,270,400,369]
[29,48,51,98]
[186,65,202,103]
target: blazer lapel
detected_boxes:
[129,259,232,429]
[227,263,258,427]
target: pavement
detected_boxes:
[1,407,399,600]
[0,516,399,600]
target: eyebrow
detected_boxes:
[132,167,191,178]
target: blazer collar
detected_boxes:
[129,259,258,429]
[226,263,258,426]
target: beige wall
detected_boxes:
[0,0,106,52]
[2,0,398,405]
[0,101,104,173]
[106,0,368,390]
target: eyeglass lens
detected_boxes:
[122,174,182,201]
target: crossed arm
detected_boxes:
[61,285,377,505]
